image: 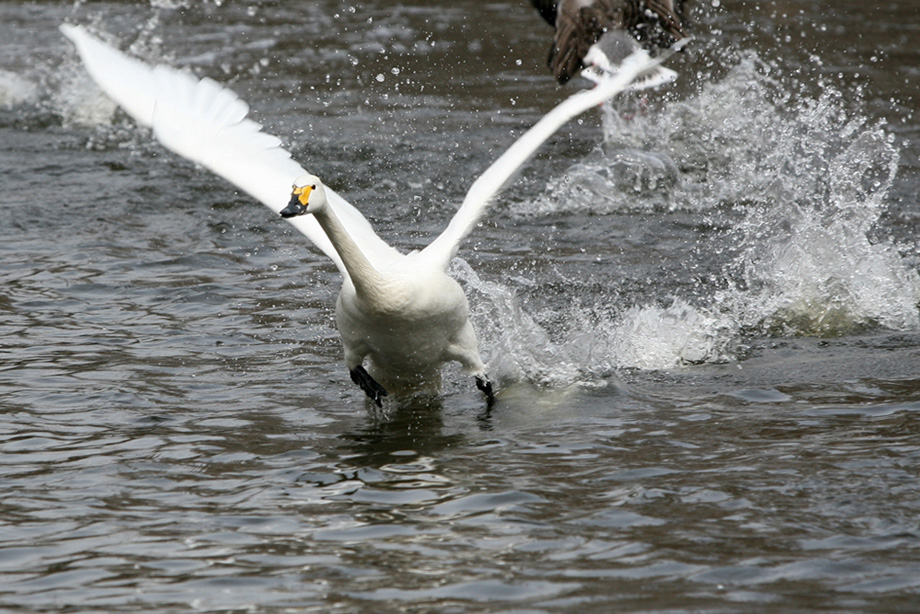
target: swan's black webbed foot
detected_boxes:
[476,376,495,406]
[350,365,388,407]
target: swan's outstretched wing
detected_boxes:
[60,24,401,275]
[423,49,668,270]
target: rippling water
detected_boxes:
[3,1,920,611]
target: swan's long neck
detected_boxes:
[313,206,385,299]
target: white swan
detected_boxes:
[60,23,669,406]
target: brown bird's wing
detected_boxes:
[550,1,608,84]
[539,0,688,84]
[529,0,558,26]
[624,0,687,48]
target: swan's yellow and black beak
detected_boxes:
[279,194,305,218]
[280,185,313,218]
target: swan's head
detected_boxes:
[280,174,327,218]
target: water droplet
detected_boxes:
[375,74,385,82]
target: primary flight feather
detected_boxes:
[61,23,670,406]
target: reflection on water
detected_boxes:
[2,0,920,611]
[341,396,468,465]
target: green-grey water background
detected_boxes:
[2,0,920,611]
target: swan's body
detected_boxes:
[280,175,488,402]
[61,23,668,405]
[531,0,687,85]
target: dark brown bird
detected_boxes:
[531,0,688,84]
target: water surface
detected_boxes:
[2,1,920,611]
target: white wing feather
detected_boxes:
[422,50,664,269]
[60,24,401,276]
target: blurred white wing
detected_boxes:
[60,24,402,276]
[422,49,665,269]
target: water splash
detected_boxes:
[454,258,735,380]
[719,89,920,335]
[0,70,39,108]
[607,299,735,370]
[451,259,589,387]
[54,69,118,128]
[495,51,919,380]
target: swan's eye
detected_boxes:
[311,184,316,190]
